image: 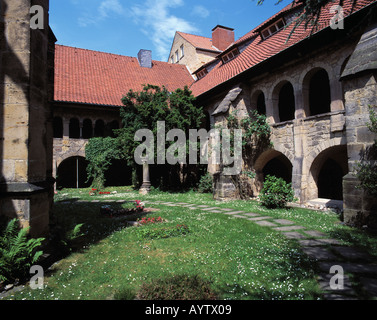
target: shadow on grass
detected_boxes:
[43,199,158,268]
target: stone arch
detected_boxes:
[271,80,296,123]
[302,67,331,116]
[69,118,80,139]
[94,119,105,137]
[253,148,294,194]
[250,89,266,115]
[56,156,91,189]
[82,118,93,139]
[307,144,348,200]
[53,117,63,138]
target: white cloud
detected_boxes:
[130,0,199,61]
[78,0,125,27]
[192,5,210,19]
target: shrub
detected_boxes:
[259,175,296,208]
[197,172,213,193]
[136,274,218,300]
[0,219,45,284]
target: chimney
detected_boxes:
[212,25,235,51]
[138,49,152,68]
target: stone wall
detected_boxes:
[0,0,54,237]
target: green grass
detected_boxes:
[3,186,377,300]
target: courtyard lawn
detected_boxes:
[3,187,377,300]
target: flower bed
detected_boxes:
[100,200,145,218]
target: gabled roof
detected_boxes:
[54,45,194,107]
[190,0,377,98]
[176,31,222,53]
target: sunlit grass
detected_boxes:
[4,186,377,300]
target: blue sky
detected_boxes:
[50,0,290,61]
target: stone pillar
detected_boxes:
[340,22,377,228]
[139,158,151,195]
[0,0,55,237]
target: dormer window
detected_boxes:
[261,18,286,40]
[196,68,208,80]
[221,47,239,64]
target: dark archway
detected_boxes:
[82,119,93,139]
[257,92,266,115]
[94,119,105,137]
[53,117,63,138]
[69,118,80,139]
[309,69,331,116]
[318,158,344,200]
[56,156,91,189]
[278,82,295,122]
[262,154,293,184]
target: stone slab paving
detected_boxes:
[273,225,305,232]
[298,239,342,246]
[331,246,373,262]
[201,207,222,211]
[247,216,271,221]
[223,211,245,215]
[254,220,278,227]
[208,210,224,213]
[233,215,249,219]
[303,230,327,238]
[244,212,260,217]
[273,219,295,225]
[301,246,338,261]
[282,231,308,240]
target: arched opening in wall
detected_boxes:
[94,119,105,137]
[278,82,295,122]
[69,118,80,139]
[251,90,266,116]
[82,119,93,139]
[105,159,132,186]
[105,120,119,138]
[309,145,348,201]
[253,149,293,195]
[262,154,293,184]
[56,156,92,189]
[308,69,331,116]
[53,117,63,138]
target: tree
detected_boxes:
[115,84,205,190]
[85,137,121,190]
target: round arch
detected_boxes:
[307,144,348,200]
[56,156,91,189]
[253,149,293,194]
[250,89,267,115]
[271,80,296,123]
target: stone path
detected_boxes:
[145,200,377,300]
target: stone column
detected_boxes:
[340,22,377,228]
[0,0,55,237]
[139,158,151,195]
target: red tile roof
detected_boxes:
[190,0,376,98]
[54,45,195,107]
[176,31,221,52]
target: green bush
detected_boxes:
[197,172,213,193]
[259,175,296,208]
[136,274,218,300]
[0,219,44,284]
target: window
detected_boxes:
[278,82,295,122]
[261,18,286,40]
[175,50,179,63]
[180,45,184,58]
[53,117,63,138]
[170,56,174,63]
[82,119,93,139]
[69,118,80,139]
[196,68,208,80]
[221,47,239,64]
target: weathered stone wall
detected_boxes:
[207,31,355,204]
[0,0,54,237]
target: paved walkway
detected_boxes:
[144,200,377,300]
